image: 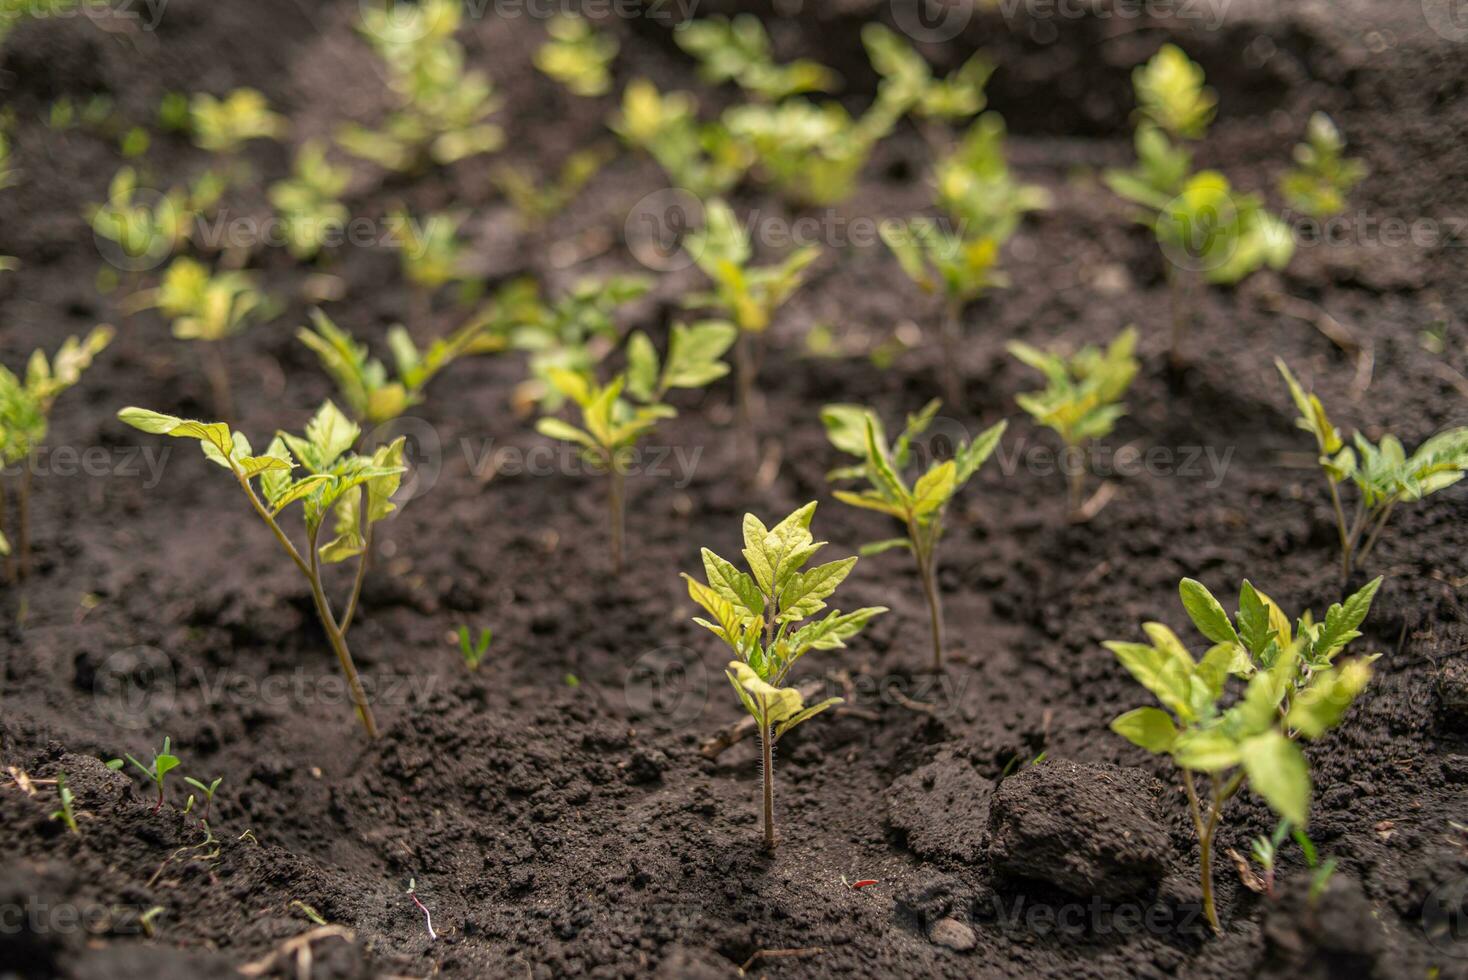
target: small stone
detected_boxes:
[928,917,976,952]
[626,748,668,785]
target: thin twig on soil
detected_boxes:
[740,947,826,973]
[239,925,356,980]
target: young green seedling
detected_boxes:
[822,400,1006,669]
[492,144,612,229]
[612,80,748,199]
[117,402,409,738]
[1277,359,1468,578]
[1107,575,1382,931]
[882,113,1048,403]
[50,772,79,834]
[138,257,266,420]
[124,737,182,813]
[535,14,618,98]
[299,308,504,426]
[675,14,838,103]
[537,321,736,572]
[182,776,222,822]
[1280,112,1366,219]
[0,326,113,580]
[1103,45,1292,366]
[190,88,287,155]
[682,502,886,849]
[88,167,193,277]
[861,24,994,150]
[268,141,352,261]
[393,209,468,324]
[1008,327,1139,518]
[339,0,502,172]
[457,625,492,670]
[684,199,819,461]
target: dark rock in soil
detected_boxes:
[1436,660,1468,734]
[987,760,1170,900]
[654,945,736,978]
[885,748,994,864]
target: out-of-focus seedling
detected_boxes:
[50,772,79,833]
[1277,359,1468,578]
[683,502,885,849]
[1008,327,1139,518]
[1107,576,1381,932]
[823,400,1006,669]
[393,209,469,323]
[1280,112,1365,219]
[269,141,352,261]
[675,14,838,103]
[492,144,612,229]
[457,625,492,670]
[862,24,994,147]
[535,14,618,98]
[536,320,735,571]
[612,79,748,199]
[183,776,222,822]
[0,326,113,580]
[89,167,193,277]
[190,88,287,156]
[117,402,409,738]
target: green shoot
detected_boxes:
[190,88,287,155]
[682,502,886,849]
[492,144,612,229]
[684,200,819,459]
[182,776,222,822]
[88,167,192,273]
[535,14,618,98]
[862,24,994,146]
[299,308,505,426]
[50,772,79,833]
[537,321,736,572]
[674,14,838,103]
[124,737,182,813]
[339,0,502,172]
[1008,327,1139,518]
[823,400,1005,669]
[117,402,410,738]
[457,625,492,670]
[612,79,748,199]
[1107,575,1382,932]
[722,98,894,208]
[1280,112,1366,218]
[138,257,266,420]
[882,113,1047,403]
[1277,359,1468,578]
[268,141,352,261]
[1103,46,1292,366]
[0,326,113,580]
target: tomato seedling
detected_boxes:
[823,400,1005,669]
[1280,112,1366,219]
[1107,575,1381,932]
[118,402,408,738]
[683,502,886,849]
[675,14,838,104]
[612,79,748,199]
[537,321,736,572]
[0,326,113,580]
[535,14,618,98]
[1278,359,1468,578]
[268,141,351,261]
[1008,326,1139,518]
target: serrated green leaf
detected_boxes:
[1313,576,1381,662]
[1171,728,1241,771]
[1111,707,1177,753]
[700,547,765,618]
[1179,578,1240,646]
[1240,730,1309,826]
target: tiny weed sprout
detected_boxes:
[0,326,113,580]
[682,502,886,849]
[300,308,504,426]
[675,14,839,103]
[685,200,819,459]
[535,14,618,98]
[537,320,736,572]
[882,113,1047,403]
[268,141,352,261]
[140,257,267,420]
[1277,359,1468,578]
[457,625,492,670]
[1106,575,1382,932]
[822,400,1006,670]
[1008,327,1139,518]
[117,401,410,738]
[612,79,747,199]
[1280,113,1366,219]
[492,144,612,229]
[190,88,287,156]
[50,772,78,834]
[124,737,182,813]
[182,776,222,822]
[340,0,503,172]
[1103,45,1292,366]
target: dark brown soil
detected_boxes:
[3,2,1468,978]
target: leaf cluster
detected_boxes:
[0,326,114,466]
[144,257,266,341]
[190,88,287,154]
[862,24,993,123]
[675,14,838,103]
[1280,112,1366,219]
[1155,172,1294,285]
[611,79,748,199]
[268,141,352,260]
[823,400,1006,556]
[1108,576,1382,825]
[88,167,194,266]
[683,502,886,734]
[685,199,819,334]
[1131,44,1215,141]
[1008,326,1138,447]
[722,98,894,208]
[535,14,618,98]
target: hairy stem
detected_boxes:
[908,517,944,671]
[1066,445,1086,520]
[608,463,626,575]
[1182,771,1220,933]
[340,521,373,636]
[1326,479,1352,583]
[1,474,12,584]
[761,718,776,852]
[939,295,963,408]
[1354,498,1398,570]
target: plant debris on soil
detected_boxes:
[3,2,1468,978]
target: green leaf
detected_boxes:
[1104,640,1193,721]
[1179,578,1240,646]
[1236,580,1276,660]
[1287,659,1372,739]
[744,502,820,595]
[319,486,365,563]
[1240,730,1310,826]
[118,408,235,465]
[305,400,360,469]
[864,416,908,505]
[728,660,804,728]
[1171,728,1241,771]
[364,437,407,523]
[778,556,857,621]
[1111,707,1177,753]
[859,537,912,556]
[954,419,1007,485]
[832,489,908,518]
[911,461,956,518]
[774,696,842,740]
[536,417,601,452]
[625,331,659,403]
[661,320,736,391]
[1313,576,1381,662]
[821,403,879,458]
[700,547,766,619]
